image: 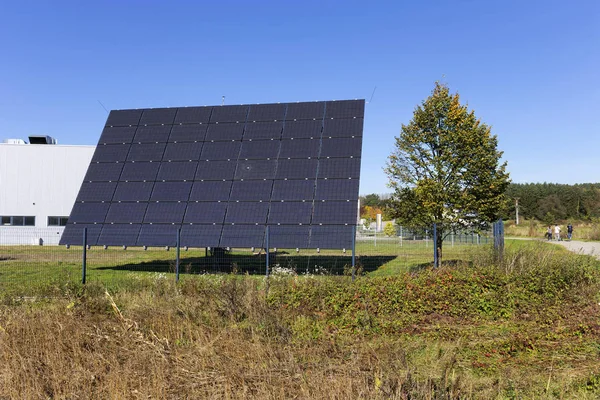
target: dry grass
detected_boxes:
[0,245,599,399]
[505,219,600,241]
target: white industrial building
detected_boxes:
[0,137,94,245]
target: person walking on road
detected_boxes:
[567,223,573,240]
[546,225,553,241]
[554,224,561,241]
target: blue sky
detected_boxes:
[1,1,598,194]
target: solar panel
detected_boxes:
[168,124,208,143]
[230,180,272,201]
[127,143,166,161]
[312,201,358,224]
[315,179,359,201]
[320,137,362,158]
[84,163,124,182]
[62,100,365,249]
[201,141,241,160]
[99,126,137,144]
[174,106,212,124]
[220,224,264,248]
[271,180,315,201]
[105,203,147,223]
[310,225,354,249]
[137,224,179,247]
[248,103,286,122]
[205,123,245,141]
[151,182,193,201]
[225,202,269,224]
[184,202,227,224]
[140,108,177,125]
[120,162,160,181]
[268,225,310,248]
[325,100,365,119]
[106,109,142,127]
[68,202,110,224]
[323,118,364,138]
[76,182,117,202]
[133,125,172,143]
[180,224,222,248]
[243,121,284,140]
[91,144,130,163]
[282,120,322,139]
[276,159,318,179]
[209,105,248,123]
[113,182,154,201]
[194,160,236,181]
[235,160,277,180]
[268,201,313,225]
[279,139,320,159]
[144,202,187,224]
[163,142,203,161]
[285,102,325,121]
[157,161,198,181]
[317,158,361,179]
[239,140,280,159]
[60,223,103,246]
[98,224,141,246]
[189,181,232,201]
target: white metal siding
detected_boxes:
[0,144,95,245]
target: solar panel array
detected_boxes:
[60,100,364,249]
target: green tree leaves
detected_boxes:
[385,82,510,251]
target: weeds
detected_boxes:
[0,245,598,398]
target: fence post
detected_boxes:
[175,228,181,283]
[82,227,87,285]
[433,223,439,268]
[265,226,270,278]
[493,219,504,263]
[352,225,356,282]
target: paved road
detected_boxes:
[550,240,600,260]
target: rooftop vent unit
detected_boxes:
[28,135,57,145]
[1,138,27,144]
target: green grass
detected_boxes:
[0,236,496,294]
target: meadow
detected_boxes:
[0,239,599,398]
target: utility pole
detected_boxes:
[515,198,520,225]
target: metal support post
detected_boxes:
[265,226,270,277]
[175,228,181,282]
[352,225,356,282]
[82,227,87,284]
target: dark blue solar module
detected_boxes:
[168,124,208,143]
[61,100,364,248]
[133,125,172,143]
[99,126,137,144]
[174,106,213,124]
[243,121,284,140]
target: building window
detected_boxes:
[48,216,69,226]
[0,216,36,226]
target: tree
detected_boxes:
[385,82,510,265]
[383,222,397,237]
[362,193,381,207]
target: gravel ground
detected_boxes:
[550,239,600,260]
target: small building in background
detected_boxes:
[0,137,94,245]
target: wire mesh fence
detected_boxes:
[0,222,503,296]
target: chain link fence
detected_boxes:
[0,221,503,295]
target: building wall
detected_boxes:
[0,143,95,245]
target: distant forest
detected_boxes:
[504,183,600,222]
[360,183,600,223]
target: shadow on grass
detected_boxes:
[94,253,398,275]
[408,259,472,273]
